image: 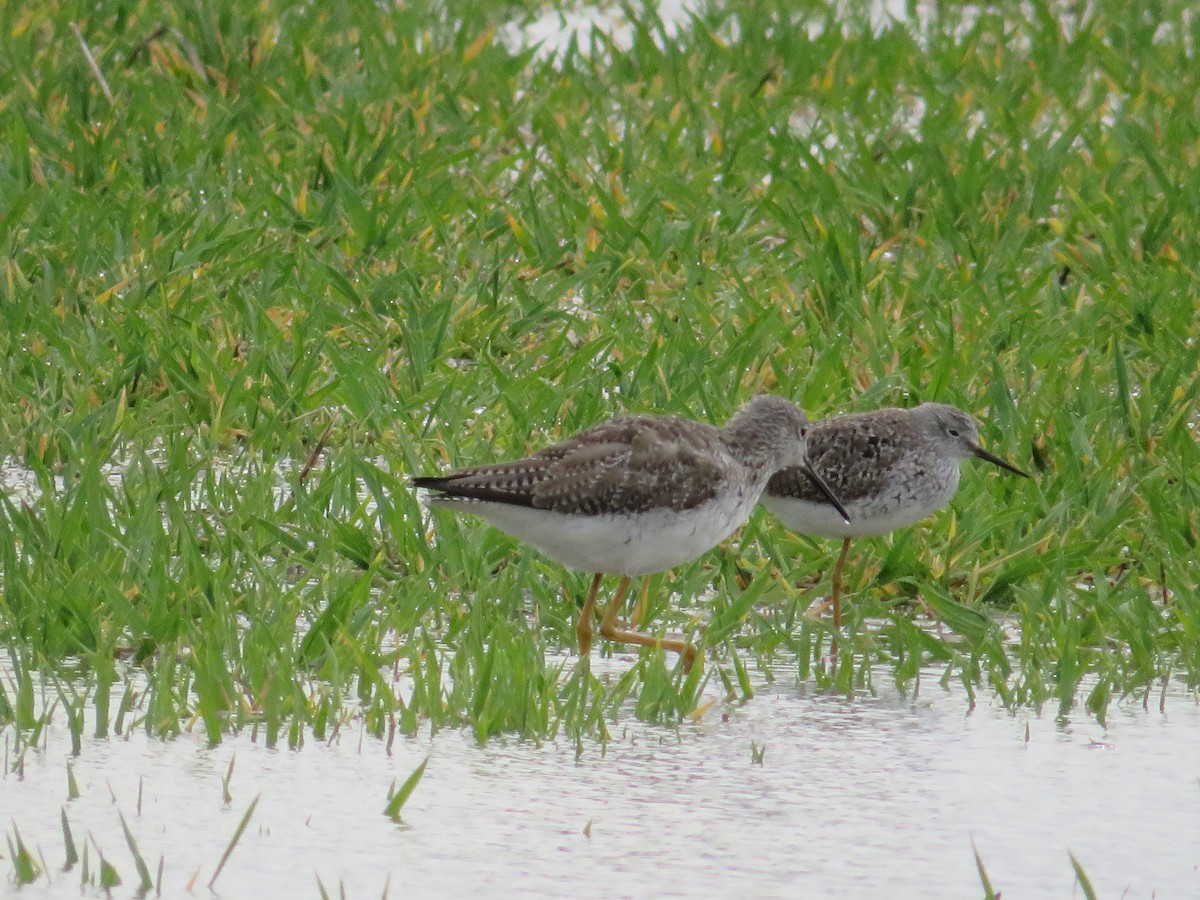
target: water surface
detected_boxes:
[2,658,1196,898]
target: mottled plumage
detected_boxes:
[414,414,731,518]
[761,402,1029,663]
[414,395,849,668]
[764,403,1028,537]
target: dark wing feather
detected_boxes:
[416,414,728,515]
[767,408,913,504]
[411,456,555,508]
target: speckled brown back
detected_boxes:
[767,407,919,504]
[413,414,731,515]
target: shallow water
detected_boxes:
[2,657,1197,898]
[499,0,924,60]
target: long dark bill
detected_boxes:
[804,463,852,525]
[971,445,1032,479]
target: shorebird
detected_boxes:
[414,395,850,669]
[762,402,1030,643]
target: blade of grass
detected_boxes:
[383,756,430,822]
[118,812,153,894]
[209,794,260,890]
[1069,851,1098,900]
[973,839,998,900]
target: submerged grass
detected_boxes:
[383,755,429,823]
[209,794,259,891]
[5,822,41,885]
[0,0,1197,746]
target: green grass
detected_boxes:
[1,0,1197,745]
[974,842,1102,899]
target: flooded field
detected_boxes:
[4,0,1199,895]
[3,658,1197,898]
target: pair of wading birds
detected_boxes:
[414,395,1029,670]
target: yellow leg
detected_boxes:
[829,537,852,675]
[576,573,604,657]
[598,576,633,636]
[600,577,699,672]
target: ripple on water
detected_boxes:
[1,660,1198,898]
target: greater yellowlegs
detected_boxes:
[762,402,1029,647]
[414,395,850,669]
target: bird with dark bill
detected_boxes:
[762,402,1030,645]
[414,395,850,670]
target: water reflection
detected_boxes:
[2,660,1196,898]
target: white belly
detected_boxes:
[436,492,759,576]
[762,481,959,539]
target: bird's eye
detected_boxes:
[947,428,960,437]
[799,425,808,439]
